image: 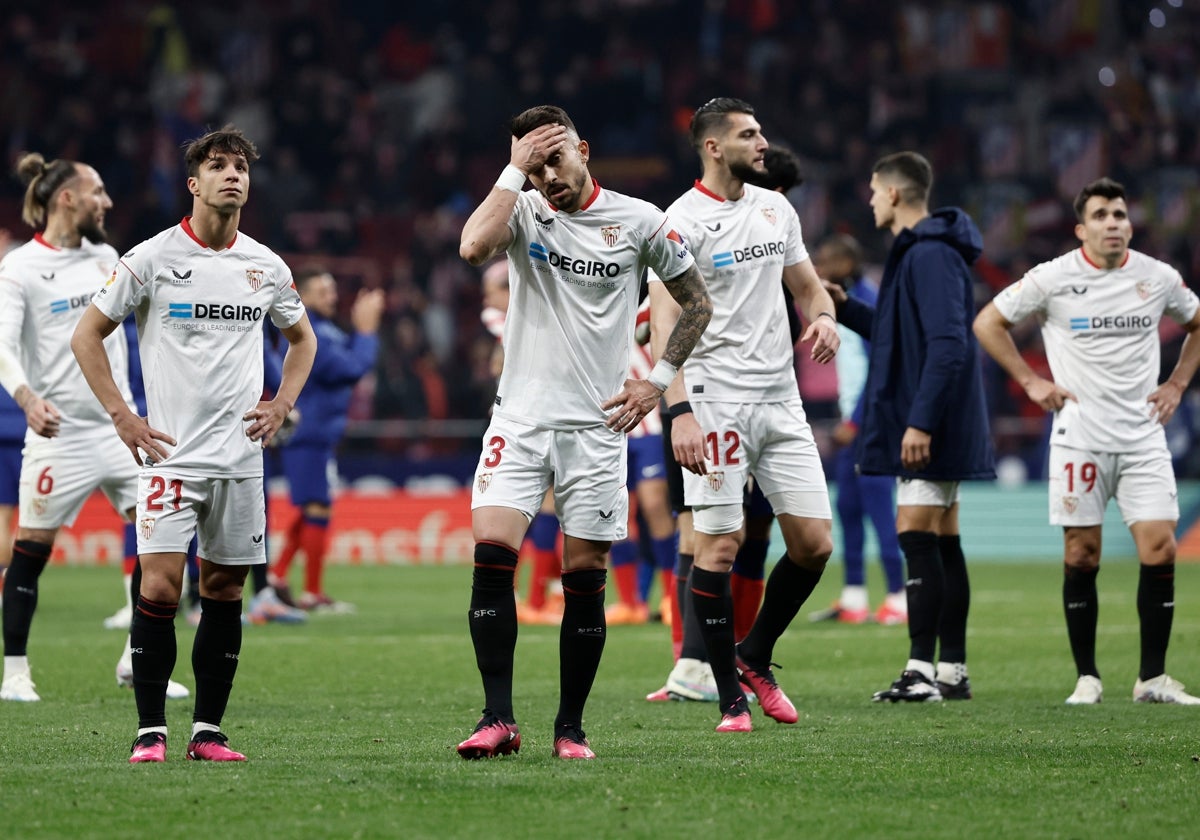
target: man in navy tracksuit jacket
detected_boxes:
[270,267,384,609]
[833,151,995,703]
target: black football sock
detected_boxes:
[898,531,942,664]
[1063,565,1099,678]
[937,535,970,664]
[554,568,607,733]
[131,595,178,729]
[191,597,243,729]
[1137,563,1175,681]
[2,540,51,657]
[468,542,519,723]
[690,567,741,708]
[675,553,707,661]
[738,555,822,665]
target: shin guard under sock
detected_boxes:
[1138,563,1175,681]
[555,568,607,730]
[937,535,970,663]
[898,531,942,664]
[738,555,822,665]
[131,595,178,729]
[468,542,519,722]
[192,597,243,727]
[690,567,740,707]
[1063,565,1099,678]
[2,541,52,656]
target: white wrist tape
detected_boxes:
[495,164,526,193]
[647,359,678,392]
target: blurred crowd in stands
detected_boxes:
[3,0,1200,474]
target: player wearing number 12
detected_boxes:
[456,105,712,760]
[654,98,841,733]
[72,126,317,762]
[974,177,1200,706]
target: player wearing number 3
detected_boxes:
[72,126,317,761]
[456,105,711,760]
[975,177,1200,706]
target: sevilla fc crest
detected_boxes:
[600,225,621,246]
[477,473,493,494]
[30,498,47,517]
[1061,495,1078,514]
[246,268,265,291]
[139,516,156,540]
[706,471,725,492]
[1136,280,1151,300]
[761,208,777,225]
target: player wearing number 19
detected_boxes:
[974,176,1200,706]
[456,105,711,760]
[72,126,317,762]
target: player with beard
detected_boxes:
[0,153,190,703]
[456,105,712,759]
[653,98,840,733]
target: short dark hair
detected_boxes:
[689,97,755,152]
[15,152,81,228]
[872,151,933,206]
[747,146,803,193]
[818,233,864,268]
[1073,177,1126,221]
[510,105,577,140]
[183,125,260,178]
[294,266,332,293]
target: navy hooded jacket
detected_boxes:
[838,208,995,481]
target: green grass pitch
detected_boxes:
[1,559,1197,838]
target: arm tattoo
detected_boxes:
[660,264,713,368]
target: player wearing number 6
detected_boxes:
[0,152,176,704]
[974,177,1200,706]
[72,126,316,762]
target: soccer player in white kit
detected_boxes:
[72,127,317,762]
[654,98,840,733]
[0,152,189,704]
[456,105,712,760]
[975,176,1200,706]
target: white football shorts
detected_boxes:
[896,478,961,509]
[472,414,628,541]
[1048,445,1178,527]
[682,398,831,530]
[136,471,267,565]
[18,429,138,529]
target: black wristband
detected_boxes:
[667,401,694,419]
[817,311,836,322]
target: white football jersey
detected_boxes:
[992,247,1199,453]
[94,218,306,477]
[497,181,693,429]
[666,182,808,403]
[0,233,134,441]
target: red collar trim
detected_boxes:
[1079,246,1129,270]
[693,180,727,203]
[578,179,601,211]
[181,216,237,250]
[33,232,59,250]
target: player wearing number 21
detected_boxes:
[974,177,1200,706]
[72,126,317,762]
